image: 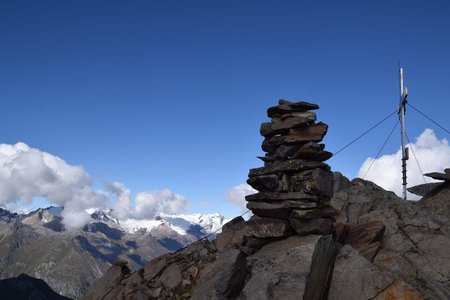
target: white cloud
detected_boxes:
[0,142,190,229]
[131,189,188,219]
[105,181,131,220]
[0,142,108,230]
[226,183,257,213]
[103,183,189,220]
[358,129,450,199]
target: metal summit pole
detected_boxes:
[398,67,409,200]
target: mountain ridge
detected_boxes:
[0,206,228,299]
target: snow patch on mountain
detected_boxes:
[119,213,228,236]
[27,206,229,238]
[119,218,165,233]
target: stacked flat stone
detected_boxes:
[245,99,336,235]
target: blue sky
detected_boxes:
[1,0,449,219]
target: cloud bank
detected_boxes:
[106,182,189,220]
[226,183,256,213]
[0,142,189,230]
[358,129,450,199]
[0,142,108,230]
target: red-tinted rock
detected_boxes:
[374,280,423,300]
[288,122,328,142]
[261,123,328,152]
[344,220,386,250]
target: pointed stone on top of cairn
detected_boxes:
[246,99,336,236]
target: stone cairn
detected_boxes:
[246,99,337,235]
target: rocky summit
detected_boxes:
[85,100,450,300]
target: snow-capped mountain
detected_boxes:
[119,212,227,237]
[0,206,230,299]
[83,207,228,240]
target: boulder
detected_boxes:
[424,171,450,181]
[248,159,330,177]
[288,217,333,235]
[191,249,247,299]
[342,220,386,250]
[215,217,248,251]
[239,236,281,255]
[408,182,443,196]
[273,144,305,159]
[278,111,318,120]
[374,280,423,300]
[330,172,351,223]
[418,182,450,216]
[292,142,333,162]
[259,112,317,137]
[143,254,168,281]
[238,235,320,300]
[266,100,319,118]
[271,113,317,131]
[246,191,319,202]
[247,200,318,218]
[358,241,382,262]
[247,174,279,192]
[304,235,341,300]
[288,122,328,141]
[84,264,131,300]
[328,245,392,300]
[159,263,182,289]
[289,206,337,220]
[289,168,334,197]
[244,217,294,238]
[259,122,288,138]
[261,123,328,152]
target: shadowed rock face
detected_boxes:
[0,273,72,300]
[332,173,450,300]
[407,169,450,217]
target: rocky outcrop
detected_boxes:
[85,239,217,300]
[408,169,450,217]
[332,172,450,299]
[84,100,450,300]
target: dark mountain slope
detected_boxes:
[0,273,71,300]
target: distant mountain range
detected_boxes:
[0,206,228,299]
